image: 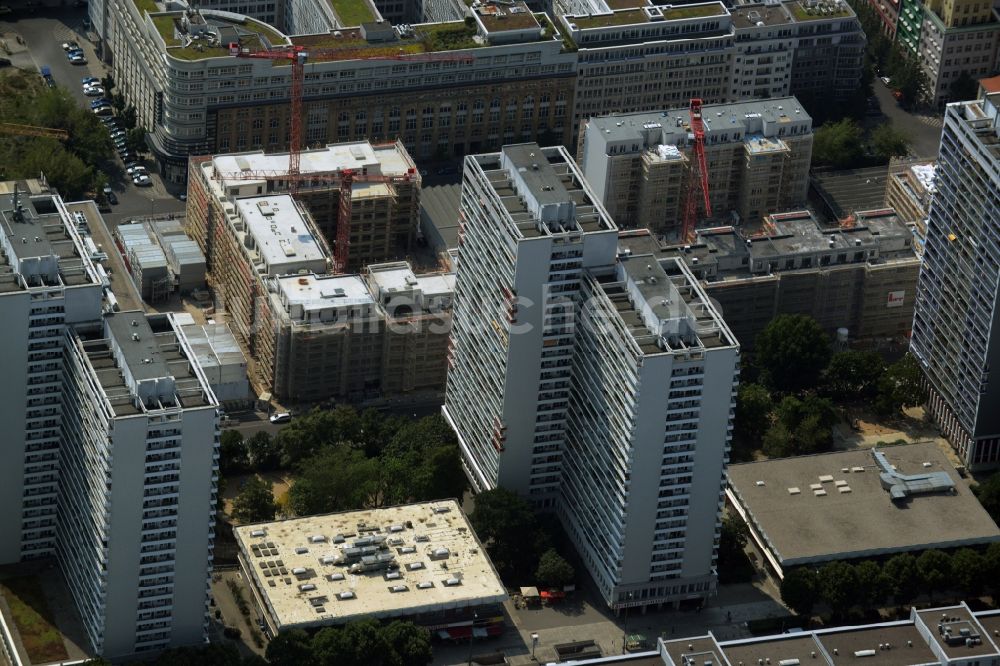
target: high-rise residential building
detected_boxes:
[910,87,1000,470]
[60,312,219,657]
[0,182,105,563]
[578,99,813,234]
[443,143,740,609]
[0,181,219,659]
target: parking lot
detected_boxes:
[0,7,184,224]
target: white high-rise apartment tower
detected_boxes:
[443,144,740,609]
[910,86,1000,470]
[0,183,219,659]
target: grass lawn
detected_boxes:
[132,0,158,15]
[661,3,725,19]
[417,21,480,51]
[329,0,377,27]
[0,577,68,664]
[152,15,177,44]
[571,8,650,27]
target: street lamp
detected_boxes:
[466,611,478,666]
[621,592,634,654]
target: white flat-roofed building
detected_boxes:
[233,500,507,635]
[444,144,740,610]
[275,272,376,322]
[236,196,328,276]
[59,311,219,658]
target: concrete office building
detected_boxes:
[896,0,1000,107]
[100,0,576,183]
[563,0,863,140]
[618,208,921,350]
[578,98,813,234]
[552,602,1000,666]
[444,143,740,610]
[911,86,1000,470]
[59,312,219,657]
[233,500,507,636]
[727,442,1000,578]
[187,141,420,273]
[0,181,219,659]
[187,149,452,402]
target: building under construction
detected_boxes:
[577,98,814,237]
[186,140,421,274]
[618,208,920,349]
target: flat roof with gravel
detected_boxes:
[727,442,1000,570]
[234,500,507,631]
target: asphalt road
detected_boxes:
[1,8,185,223]
[872,80,945,159]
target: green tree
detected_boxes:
[875,353,927,416]
[470,487,549,580]
[823,350,886,401]
[126,126,147,155]
[245,430,281,471]
[870,123,910,162]
[985,542,1000,596]
[854,559,890,608]
[950,548,986,596]
[763,395,838,457]
[734,383,773,459]
[317,619,391,666]
[884,552,920,603]
[812,118,865,168]
[381,415,468,503]
[220,430,247,475]
[718,515,754,584]
[535,548,575,588]
[278,405,362,466]
[917,549,951,600]
[120,103,138,130]
[231,475,277,524]
[755,315,832,392]
[818,561,860,617]
[948,70,979,102]
[382,621,433,666]
[288,446,378,515]
[972,472,1000,525]
[780,567,819,616]
[265,629,313,666]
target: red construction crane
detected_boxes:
[223,43,471,269]
[682,98,712,243]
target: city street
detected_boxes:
[872,80,945,159]
[0,7,185,224]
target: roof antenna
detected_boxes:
[12,183,24,223]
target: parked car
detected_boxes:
[41,66,55,88]
[69,54,87,65]
[81,76,99,85]
[93,106,113,116]
[84,86,105,97]
[269,412,292,424]
[0,58,11,68]
[133,175,152,186]
[61,41,80,51]
[880,76,891,86]
[102,185,117,206]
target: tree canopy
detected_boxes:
[973,472,1000,526]
[822,350,886,401]
[0,70,112,198]
[812,119,865,169]
[875,353,927,416]
[763,395,838,458]
[780,567,819,615]
[266,620,431,666]
[871,123,910,162]
[755,315,832,393]
[231,475,277,524]
[733,383,773,459]
[470,487,552,582]
[535,548,575,588]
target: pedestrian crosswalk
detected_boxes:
[914,114,944,128]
